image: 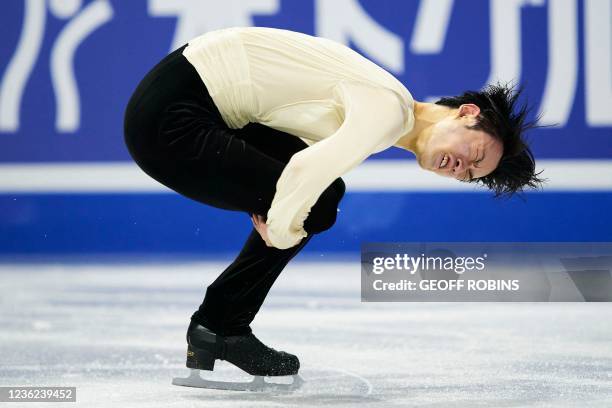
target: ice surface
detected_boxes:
[1,262,611,407]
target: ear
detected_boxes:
[458,103,480,117]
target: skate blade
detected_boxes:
[172,369,304,392]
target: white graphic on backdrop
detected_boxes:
[315,0,403,73]
[151,0,612,125]
[585,0,612,126]
[148,0,279,50]
[0,0,45,132]
[410,0,454,54]
[1,0,611,133]
[485,0,545,88]
[538,0,578,127]
[0,0,113,133]
[50,0,113,132]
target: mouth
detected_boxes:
[436,153,451,170]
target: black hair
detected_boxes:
[435,82,546,198]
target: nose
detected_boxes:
[453,157,466,175]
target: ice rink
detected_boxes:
[1,261,611,408]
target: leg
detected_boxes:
[124,50,345,337]
[124,47,345,232]
[131,100,345,336]
[155,115,346,230]
[192,228,315,335]
[186,124,346,335]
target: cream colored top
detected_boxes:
[183,27,415,249]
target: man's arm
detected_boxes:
[265,80,408,249]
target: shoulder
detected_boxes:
[333,80,415,139]
[334,80,400,103]
[335,81,410,123]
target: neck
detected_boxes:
[394,101,454,155]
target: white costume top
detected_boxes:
[183,26,415,249]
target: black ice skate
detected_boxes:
[172,321,303,391]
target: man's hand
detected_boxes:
[251,213,274,247]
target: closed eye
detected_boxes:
[474,151,485,168]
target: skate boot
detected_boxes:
[172,321,303,391]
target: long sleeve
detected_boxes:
[265,80,409,249]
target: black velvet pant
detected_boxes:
[124,46,345,336]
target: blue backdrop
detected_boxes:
[1,0,610,257]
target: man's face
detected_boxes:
[417,112,504,182]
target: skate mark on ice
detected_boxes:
[312,366,373,396]
[173,365,376,405]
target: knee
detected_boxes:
[304,178,346,234]
[331,177,346,198]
